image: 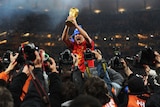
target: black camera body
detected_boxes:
[2,50,25,65]
[1,50,24,70]
[84,48,95,60]
[2,43,38,68]
[2,50,13,65]
[125,47,156,68]
[59,49,73,64]
[133,47,155,67]
[108,56,124,70]
[108,49,124,70]
[18,43,39,62]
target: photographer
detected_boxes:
[58,48,85,91]
[8,50,48,107]
[58,51,84,107]
[119,58,150,107]
[61,16,95,73]
[0,50,30,107]
[69,49,118,107]
[9,48,61,107]
[0,52,19,107]
[145,51,160,107]
[5,43,59,107]
[71,53,85,92]
[154,51,160,77]
[0,52,19,86]
[128,47,160,91]
[92,50,124,97]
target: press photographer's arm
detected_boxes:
[5,53,19,74]
[154,51,160,68]
[0,53,18,82]
[120,58,133,76]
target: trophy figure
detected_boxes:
[65,7,79,27]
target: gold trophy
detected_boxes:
[65,7,79,27]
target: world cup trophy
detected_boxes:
[65,7,79,27]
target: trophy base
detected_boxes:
[65,20,74,27]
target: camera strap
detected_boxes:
[21,44,27,61]
[101,59,107,72]
[102,61,107,73]
[30,69,51,107]
[85,61,92,77]
[98,59,107,79]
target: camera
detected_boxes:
[40,50,51,63]
[2,50,25,65]
[18,43,39,62]
[125,47,156,68]
[1,50,25,70]
[132,47,155,68]
[108,47,124,70]
[84,48,95,60]
[108,56,124,70]
[1,43,38,69]
[43,53,52,73]
[138,47,155,65]
[43,53,50,62]
[59,49,73,64]
[2,50,13,65]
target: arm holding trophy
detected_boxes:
[62,8,79,48]
[62,7,92,46]
[70,16,92,44]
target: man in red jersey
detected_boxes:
[61,17,95,73]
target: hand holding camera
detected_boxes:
[22,65,32,76]
[48,57,58,73]
[59,49,73,65]
[120,58,128,68]
[91,49,102,60]
[33,51,42,68]
[71,53,78,66]
[120,58,133,76]
[5,53,19,74]
[154,51,160,68]
[84,48,96,60]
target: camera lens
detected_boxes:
[43,53,49,61]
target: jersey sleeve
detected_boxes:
[0,72,9,82]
